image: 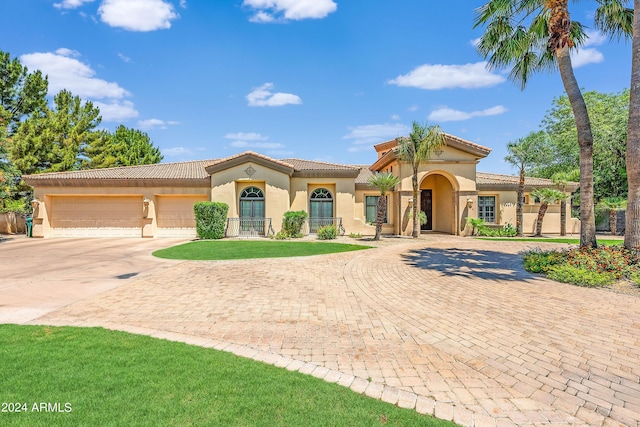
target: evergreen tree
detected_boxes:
[85,125,163,169]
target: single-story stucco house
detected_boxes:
[23,134,579,238]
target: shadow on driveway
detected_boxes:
[401,247,536,282]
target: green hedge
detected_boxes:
[194,201,229,239]
[282,210,308,237]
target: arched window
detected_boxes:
[240,186,264,219]
[309,188,333,232]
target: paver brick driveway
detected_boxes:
[4,235,640,426]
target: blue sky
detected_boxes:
[1,0,633,174]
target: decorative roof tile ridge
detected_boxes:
[206,151,294,169]
[280,158,360,170]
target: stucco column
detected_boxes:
[142,197,155,238]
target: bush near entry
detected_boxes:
[194,201,229,239]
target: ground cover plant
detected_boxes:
[522,245,640,287]
[0,325,455,427]
[153,240,371,260]
[477,237,623,246]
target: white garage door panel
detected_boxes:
[156,196,207,238]
[51,196,142,237]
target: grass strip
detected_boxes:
[153,240,372,260]
[0,325,455,427]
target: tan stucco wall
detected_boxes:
[210,163,291,223]
[476,190,579,235]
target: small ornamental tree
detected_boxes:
[530,188,566,237]
[194,201,228,239]
[282,210,308,237]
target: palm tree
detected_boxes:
[396,121,446,238]
[551,169,579,236]
[504,132,549,236]
[598,197,627,235]
[530,188,566,236]
[626,0,640,248]
[368,172,400,241]
[474,0,632,248]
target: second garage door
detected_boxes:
[50,196,143,237]
[156,195,208,237]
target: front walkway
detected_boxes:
[22,235,640,426]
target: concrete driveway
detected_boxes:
[2,234,639,426]
[0,236,186,323]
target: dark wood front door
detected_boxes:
[421,189,432,231]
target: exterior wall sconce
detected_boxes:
[143,199,151,218]
[434,148,444,157]
[31,199,40,209]
[408,197,413,205]
[466,198,473,209]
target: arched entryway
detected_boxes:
[239,186,265,235]
[419,172,457,234]
[309,188,333,232]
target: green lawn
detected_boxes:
[153,240,372,260]
[0,325,455,427]
[476,237,623,246]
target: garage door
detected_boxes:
[51,196,143,237]
[156,195,208,237]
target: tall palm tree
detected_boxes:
[530,188,566,236]
[504,132,549,236]
[368,172,400,241]
[396,121,446,238]
[474,0,632,248]
[552,169,579,236]
[598,196,627,235]
[626,0,640,248]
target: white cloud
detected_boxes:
[343,123,410,148]
[54,0,95,9]
[247,83,302,107]
[137,118,179,130]
[230,141,285,149]
[390,114,400,121]
[584,29,606,47]
[470,37,481,47]
[94,100,139,121]
[164,146,194,156]
[428,105,507,122]
[118,53,131,62]
[20,50,130,99]
[99,0,178,31]
[408,105,419,112]
[179,0,187,8]
[225,131,286,152]
[388,62,505,90]
[21,49,139,122]
[571,48,604,68]
[243,0,337,22]
[224,132,268,141]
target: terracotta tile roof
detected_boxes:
[354,166,375,184]
[23,159,216,181]
[373,133,491,157]
[476,172,579,191]
[280,158,361,171]
[207,151,295,170]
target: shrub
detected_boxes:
[317,225,337,240]
[565,245,640,279]
[282,210,307,237]
[522,248,568,273]
[272,231,290,240]
[547,265,617,287]
[466,217,485,236]
[349,232,362,239]
[476,223,517,237]
[194,201,229,239]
